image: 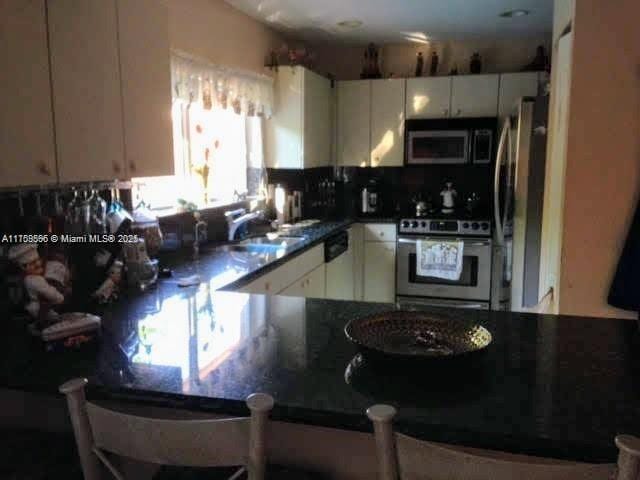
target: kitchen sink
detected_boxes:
[239,235,306,248]
[212,235,305,256]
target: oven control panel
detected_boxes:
[399,218,491,236]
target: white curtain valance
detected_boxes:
[171,51,274,117]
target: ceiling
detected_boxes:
[225,0,553,44]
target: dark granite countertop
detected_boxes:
[159,217,397,291]
[2,280,639,463]
[157,219,354,291]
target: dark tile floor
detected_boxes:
[0,429,327,479]
[0,429,82,480]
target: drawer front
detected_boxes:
[238,243,324,295]
[364,223,397,242]
[274,244,324,292]
[238,269,280,294]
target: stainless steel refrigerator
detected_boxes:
[491,95,549,311]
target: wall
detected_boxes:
[166,0,283,74]
[310,36,551,80]
[557,0,640,318]
[537,0,574,315]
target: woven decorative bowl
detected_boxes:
[344,311,492,359]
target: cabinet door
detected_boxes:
[238,270,279,295]
[117,0,173,178]
[363,241,396,303]
[281,264,326,298]
[48,0,125,182]
[337,81,370,167]
[279,275,306,297]
[405,77,451,119]
[304,69,331,168]
[304,264,326,298]
[370,79,405,167]
[451,75,499,118]
[0,0,57,186]
[265,67,303,169]
[498,72,540,117]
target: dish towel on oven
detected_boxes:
[416,240,464,281]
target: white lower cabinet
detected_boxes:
[237,244,324,296]
[280,265,326,298]
[363,241,396,303]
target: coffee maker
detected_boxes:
[360,179,380,214]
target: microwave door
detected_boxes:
[409,131,469,164]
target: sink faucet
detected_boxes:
[193,215,208,259]
[224,208,263,241]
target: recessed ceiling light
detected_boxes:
[499,9,531,18]
[336,20,363,29]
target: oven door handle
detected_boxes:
[398,237,491,247]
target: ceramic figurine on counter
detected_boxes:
[92,260,123,304]
[440,182,457,214]
[8,243,65,323]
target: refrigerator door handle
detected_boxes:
[494,117,510,245]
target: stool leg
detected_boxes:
[246,393,275,480]
[367,405,399,480]
[60,378,102,480]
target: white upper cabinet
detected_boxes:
[265,66,331,169]
[0,0,57,187]
[370,79,405,167]
[117,0,174,178]
[406,77,452,119]
[498,72,541,117]
[337,80,371,167]
[48,0,125,182]
[451,75,500,118]
[303,69,332,168]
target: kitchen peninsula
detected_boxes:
[2,223,639,470]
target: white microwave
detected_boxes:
[405,118,497,165]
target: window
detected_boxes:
[132,54,273,214]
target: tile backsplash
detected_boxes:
[267,164,493,219]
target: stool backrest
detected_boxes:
[366,404,633,480]
[60,378,273,480]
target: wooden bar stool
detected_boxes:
[59,378,324,480]
[367,403,640,480]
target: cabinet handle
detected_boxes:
[38,162,52,176]
[379,232,385,237]
[113,162,122,174]
[442,108,449,116]
[129,161,136,173]
[265,282,270,291]
[455,109,462,116]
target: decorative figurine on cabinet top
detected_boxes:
[470,52,482,74]
[429,50,439,76]
[415,52,424,77]
[361,43,382,79]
